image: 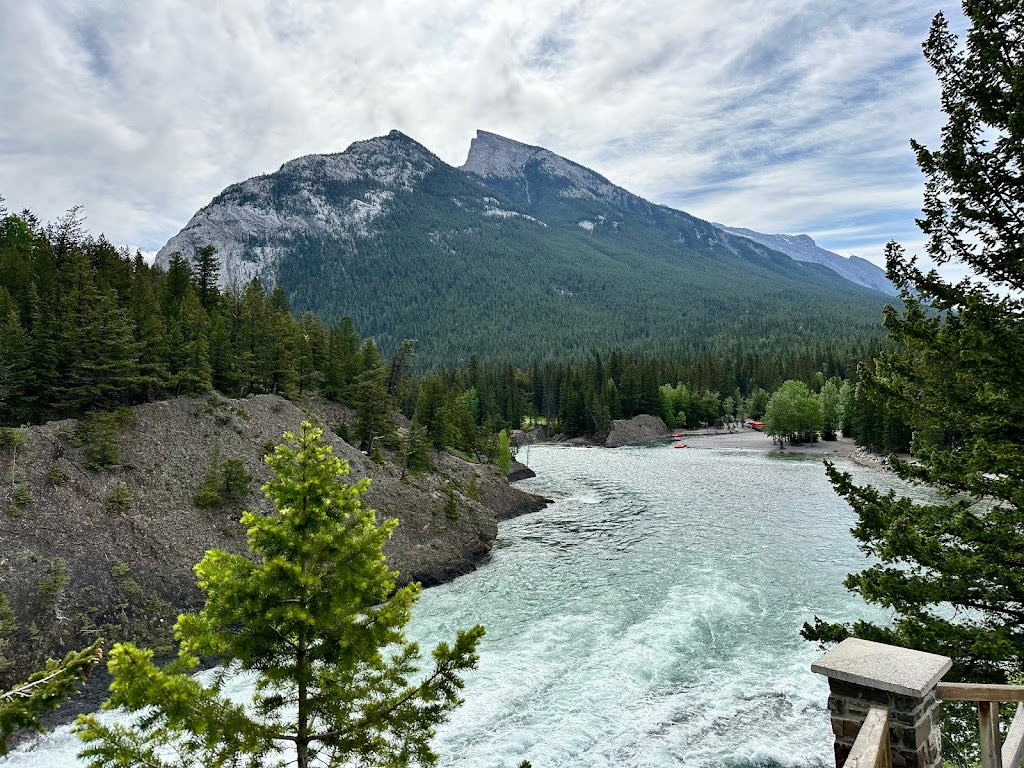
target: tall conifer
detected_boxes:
[805,3,1024,681]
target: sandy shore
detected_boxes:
[672,427,857,458]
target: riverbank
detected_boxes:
[675,428,857,458]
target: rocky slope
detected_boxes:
[155,131,448,290]
[712,224,897,295]
[0,394,548,687]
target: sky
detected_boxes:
[0,0,966,270]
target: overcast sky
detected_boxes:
[1,0,965,269]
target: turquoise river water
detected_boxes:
[9,441,910,767]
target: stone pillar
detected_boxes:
[812,638,952,768]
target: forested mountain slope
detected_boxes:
[157,130,893,365]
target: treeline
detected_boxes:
[0,202,406,455]
[404,350,910,454]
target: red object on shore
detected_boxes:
[749,421,764,431]
[673,441,687,448]
[671,432,683,438]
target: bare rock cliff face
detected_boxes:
[0,394,547,687]
[154,131,439,289]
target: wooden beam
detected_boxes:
[937,683,1024,702]
[845,706,892,768]
[1003,703,1024,768]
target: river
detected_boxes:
[9,441,903,767]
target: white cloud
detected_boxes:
[0,0,965,273]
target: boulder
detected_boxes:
[604,414,669,448]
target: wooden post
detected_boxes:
[979,701,1004,768]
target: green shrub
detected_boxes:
[75,412,121,471]
[195,455,253,509]
[7,485,31,516]
[221,459,252,499]
[39,558,68,615]
[110,562,130,578]
[46,462,66,485]
[0,427,27,449]
[467,474,482,501]
[104,483,132,512]
[194,476,222,509]
[0,591,15,673]
[445,489,460,520]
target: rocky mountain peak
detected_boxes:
[462,130,632,206]
[277,130,437,190]
[712,224,897,296]
[462,130,543,178]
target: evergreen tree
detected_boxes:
[413,376,450,450]
[804,3,1024,682]
[207,310,239,396]
[838,380,855,437]
[323,317,361,404]
[191,245,220,311]
[352,340,393,453]
[1,639,103,756]
[162,253,192,318]
[0,306,35,424]
[169,293,212,395]
[76,423,483,768]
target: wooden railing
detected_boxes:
[935,683,1024,768]
[844,706,891,768]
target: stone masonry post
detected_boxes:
[812,638,952,768]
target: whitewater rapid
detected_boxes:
[10,442,899,767]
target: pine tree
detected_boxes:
[804,3,1024,682]
[1,636,103,756]
[352,340,393,454]
[75,423,483,768]
[191,245,220,311]
[162,252,193,318]
[0,305,35,424]
[169,293,212,395]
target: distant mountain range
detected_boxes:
[156,130,892,364]
[711,225,896,296]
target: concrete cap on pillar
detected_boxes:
[812,638,953,697]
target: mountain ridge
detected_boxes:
[712,223,897,295]
[155,129,893,364]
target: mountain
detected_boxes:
[156,130,892,364]
[712,224,897,295]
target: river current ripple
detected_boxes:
[11,442,898,767]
